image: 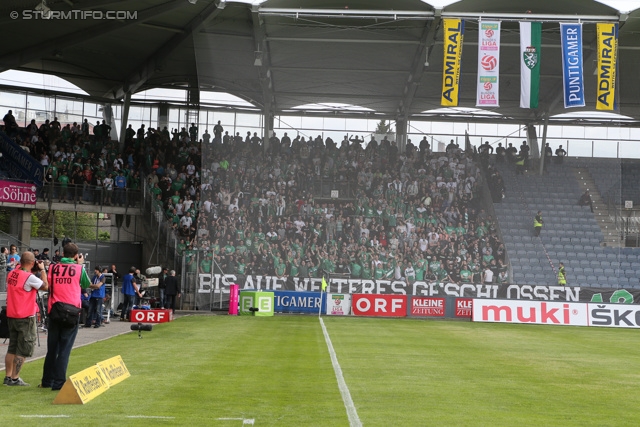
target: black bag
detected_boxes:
[0,307,9,339]
[48,302,81,327]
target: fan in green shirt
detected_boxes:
[459,266,473,283]
[415,262,426,281]
[211,242,221,255]
[275,262,286,277]
[308,264,319,278]
[171,192,181,205]
[200,257,213,274]
[351,262,362,278]
[237,262,246,275]
[289,260,299,277]
[361,265,372,279]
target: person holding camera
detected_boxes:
[84,266,105,328]
[40,243,91,391]
[120,267,142,321]
[4,251,48,386]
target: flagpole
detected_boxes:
[319,275,328,317]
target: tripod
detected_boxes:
[35,291,48,347]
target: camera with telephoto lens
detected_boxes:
[31,260,45,274]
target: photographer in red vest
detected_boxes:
[40,243,91,390]
[4,251,48,386]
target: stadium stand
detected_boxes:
[493,153,640,288]
[1,116,510,285]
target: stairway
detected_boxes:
[573,167,622,247]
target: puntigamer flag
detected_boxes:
[560,23,585,108]
[596,22,618,111]
[520,22,541,109]
[476,21,501,107]
[441,18,465,107]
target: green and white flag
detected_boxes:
[520,21,541,108]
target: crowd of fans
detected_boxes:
[2,109,510,285]
[2,110,142,204]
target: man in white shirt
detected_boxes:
[483,267,494,284]
[180,212,193,229]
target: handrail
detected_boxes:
[0,229,31,251]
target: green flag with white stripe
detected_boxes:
[520,21,541,109]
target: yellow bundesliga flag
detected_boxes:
[321,277,328,291]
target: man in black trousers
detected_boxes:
[164,270,180,313]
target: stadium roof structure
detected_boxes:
[1,0,640,125]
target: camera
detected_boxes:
[31,260,45,274]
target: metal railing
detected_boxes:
[38,181,142,210]
[142,182,179,273]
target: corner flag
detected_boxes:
[322,277,328,292]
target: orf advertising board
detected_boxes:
[326,294,352,316]
[473,299,589,326]
[352,294,407,317]
[130,309,173,323]
[411,297,445,317]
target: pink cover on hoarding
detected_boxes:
[0,180,37,205]
[228,284,239,315]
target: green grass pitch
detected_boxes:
[3,315,640,426]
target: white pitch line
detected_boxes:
[126,416,175,419]
[319,317,362,427]
[21,415,69,418]
[217,418,255,424]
